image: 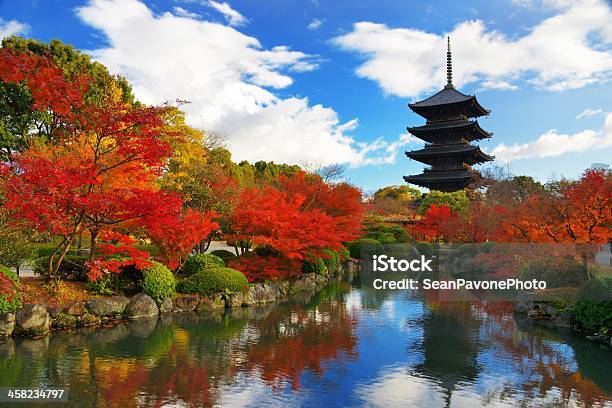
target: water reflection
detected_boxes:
[0,280,610,407]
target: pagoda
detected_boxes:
[404,38,493,192]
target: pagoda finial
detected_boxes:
[446,36,453,88]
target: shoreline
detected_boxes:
[0,260,360,340]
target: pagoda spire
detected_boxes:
[446,36,453,88]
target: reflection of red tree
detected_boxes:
[242,302,358,391]
[152,348,215,408]
[94,358,149,406]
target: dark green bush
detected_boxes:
[210,249,238,264]
[87,262,145,296]
[33,255,89,281]
[573,276,612,331]
[302,256,328,276]
[376,232,398,244]
[0,265,22,313]
[142,262,176,303]
[181,253,225,277]
[177,267,248,296]
[364,223,409,244]
[253,245,281,257]
[322,249,341,273]
[517,257,586,288]
[348,238,383,259]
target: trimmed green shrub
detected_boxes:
[177,267,248,296]
[181,253,225,277]
[0,265,22,314]
[302,256,328,276]
[376,232,398,244]
[210,249,238,264]
[142,262,176,303]
[33,255,89,281]
[517,257,586,288]
[573,276,612,331]
[348,238,382,259]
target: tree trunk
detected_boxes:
[89,229,99,259]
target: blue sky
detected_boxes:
[1,0,611,193]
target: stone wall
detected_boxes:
[0,261,358,339]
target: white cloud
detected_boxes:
[333,0,612,97]
[307,19,323,30]
[205,1,248,27]
[76,0,399,167]
[491,112,612,162]
[0,18,29,40]
[576,108,604,119]
[172,6,200,19]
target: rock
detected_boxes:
[52,313,78,329]
[86,296,129,317]
[64,302,86,316]
[79,313,101,327]
[556,310,574,328]
[15,304,51,337]
[227,292,245,308]
[251,283,277,304]
[0,312,15,337]
[275,281,290,297]
[159,297,173,314]
[242,288,257,307]
[47,306,62,319]
[541,303,559,317]
[515,291,537,314]
[124,293,159,319]
[293,275,316,292]
[586,334,606,342]
[196,293,225,311]
[173,295,200,312]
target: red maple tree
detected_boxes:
[227,171,363,281]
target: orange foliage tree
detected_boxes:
[228,172,363,281]
[0,49,216,277]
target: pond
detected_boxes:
[1,276,611,407]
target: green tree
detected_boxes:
[417,190,469,215]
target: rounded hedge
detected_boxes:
[302,256,328,276]
[573,276,612,331]
[181,253,225,277]
[0,265,22,314]
[142,262,176,303]
[177,267,248,296]
[210,249,238,264]
[348,238,382,259]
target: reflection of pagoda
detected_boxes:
[404,38,493,192]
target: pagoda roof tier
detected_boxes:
[408,87,489,119]
[406,144,493,165]
[403,168,475,192]
[407,119,492,142]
